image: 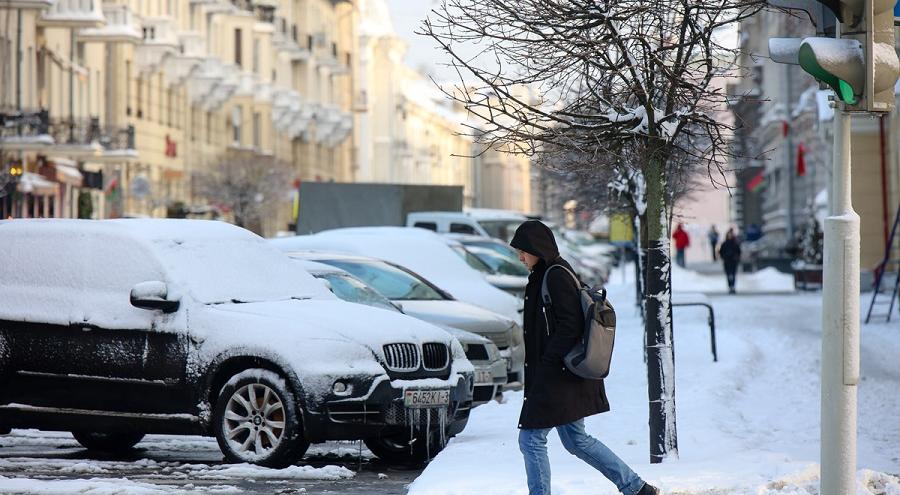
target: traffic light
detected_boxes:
[767,0,900,112]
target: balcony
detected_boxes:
[272,18,309,61]
[0,110,54,152]
[2,0,54,11]
[271,89,299,131]
[188,58,226,105]
[78,4,141,43]
[203,65,239,111]
[135,17,179,74]
[48,117,137,161]
[313,104,342,144]
[39,0,104,28]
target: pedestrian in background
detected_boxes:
[672,223,690,268]
[719,228,742,294]
[511,220,659,495]
[708,225,720,262]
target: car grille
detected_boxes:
[465,344,489,361]
[422,343,449,370]
[383,343,420,372]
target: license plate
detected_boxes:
[475,368,493,385]
[404,389,450,408]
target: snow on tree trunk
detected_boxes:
[642,155,678,463]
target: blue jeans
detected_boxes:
[518,420,645,495]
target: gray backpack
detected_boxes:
[541,265,616,380]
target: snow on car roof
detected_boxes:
[0,219,331,305]
[463,207,529,221]
[269,228,522,322]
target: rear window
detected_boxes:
[414,222,437,231]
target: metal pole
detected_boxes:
[786,63,795,241]
[820,108,859,495]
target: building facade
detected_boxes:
[728,8,900,273]
[1,0,356,236]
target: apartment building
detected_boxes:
[1,0,355,235]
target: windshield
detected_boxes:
[320,259,447,301]
[464,244,529,276]
[316,273,400,312]
[450,245,495,274]
[478,220,525,243]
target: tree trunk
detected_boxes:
[642,154,678,464]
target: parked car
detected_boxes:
[442,237,528,299]
[270,227,523,325]
[285,251,525,388]
[407,208,527,242]
[296,259,507,405]
[0,219,474,467]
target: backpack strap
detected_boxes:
[540,264,582,307]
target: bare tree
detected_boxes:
[195,155,292,235]
[422,0,760,462]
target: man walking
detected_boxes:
[510,220,659,495]
[719,228,742,294]
[672,223,690,268]
[707,225,720,262]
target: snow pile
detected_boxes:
[671,264,794,293]
[408,282,900,494]
[178,463,355,480]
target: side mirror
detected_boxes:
[130,281,180,313]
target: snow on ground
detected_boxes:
[671,264,795,294]
[0,476,241,495]
[408,277,900,494]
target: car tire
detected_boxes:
[213,368,307,468]
[365,428,446,466]
[72,431,145,453]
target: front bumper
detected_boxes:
[303,372,473,443]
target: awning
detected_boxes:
[52,161,84,186]
[17,172,58,196]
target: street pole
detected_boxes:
[820,107,859,495]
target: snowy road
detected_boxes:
[0,431,422,494]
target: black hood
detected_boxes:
[509,220,560,261]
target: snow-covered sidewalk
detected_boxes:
[408,280,900,494]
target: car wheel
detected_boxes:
[213,368,307,468]
[364,428,446,466]
[72,431,145,453]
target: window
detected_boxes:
[234,28,242,67]
[324,260,446,301]
[317,273,399,312]
[231,106,242,145]
[253,112,261,148]
[136,77,143,118]
[206,111,212,143]
[125,61,132,116]
[252,38,259,73]
[450,223,477,235]
[414,222,437,231]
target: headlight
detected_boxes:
[510,323,524,346]
[486,341,501,362]
[332,380,353,396]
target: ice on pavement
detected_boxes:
[408,278,900,494]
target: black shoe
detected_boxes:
[636,483,660,495]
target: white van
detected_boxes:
[406,209,528,242]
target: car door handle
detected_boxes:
[81,326,92,332]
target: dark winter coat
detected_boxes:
[719,238,742,272]
[510,220,610,429]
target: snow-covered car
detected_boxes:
[0,219,474,467]
[269,227,523,324]
[443,238,527,299]
[296,259,507,406]
[284,251,526,388]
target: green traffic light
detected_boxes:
[798,43,858,105]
